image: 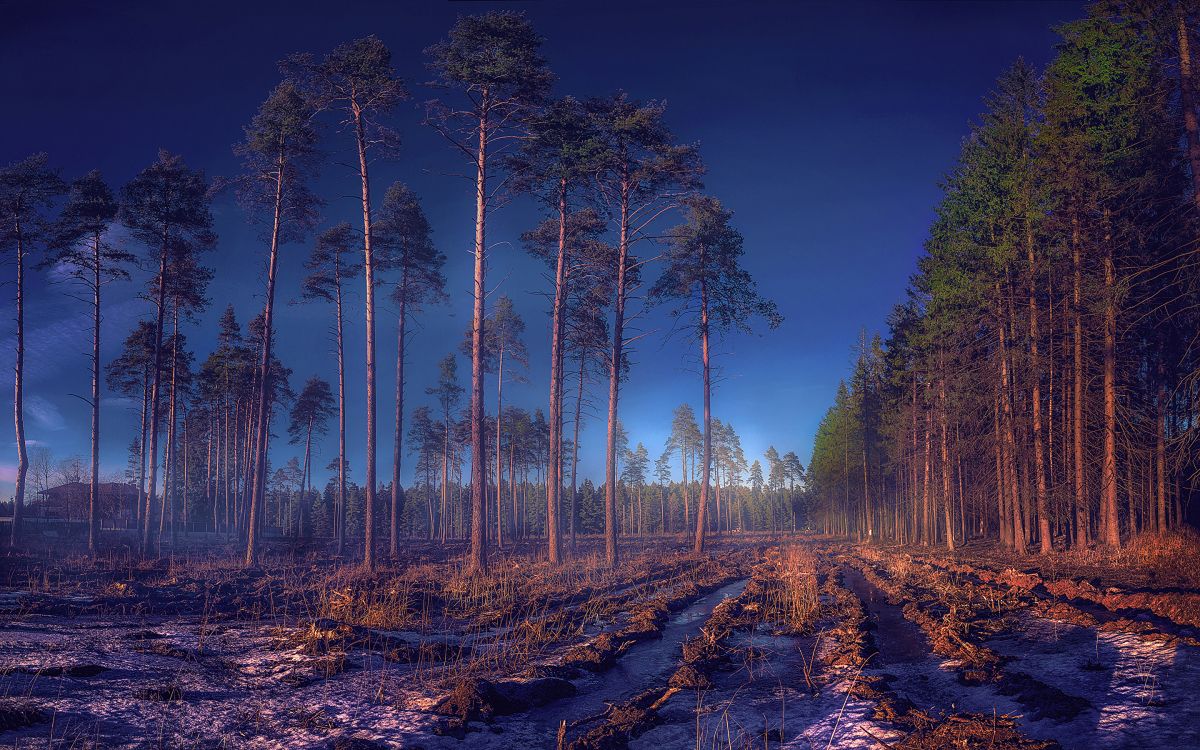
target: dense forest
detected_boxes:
[0,11,791,570]
[809,1,1200,551]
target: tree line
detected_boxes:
[1,11,780,570]
[808,1,1200,552]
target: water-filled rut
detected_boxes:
[515,578,749,739]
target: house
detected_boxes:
[33,482,142,521]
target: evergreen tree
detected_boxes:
[653,195,780,552]
[46,170,132,552]
[285,36,407,569]
[426,11,553,574]
[376,182,446,556]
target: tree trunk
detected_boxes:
[1028,219,1051,554]
[88,234,101,553]
[10,229,27,548]
[164,305,181,552]
[570,352,584,550]
[391,290,407,557]
[998,286,1026,553]
[302,420,313,538]
[352,104,379,570]
[938,371,955,551]
[694,276,711,555]
[138,376,150,530]
[495,344,504,550]
[143,241,170,555]
[603,179,630,568]
[546,180,568,565]
[467,91,490,575]
[246,156,284,566]
[1072,210,1088,548]
[1157,382,1167,533]
[335,267,347,556]
[1101,212,1120,547]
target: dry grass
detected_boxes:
[746,544,819,632]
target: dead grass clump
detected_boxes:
[741,544,819,634]
[0,699,45,732]
[433,675,576,723]
[892,712,1058,750]
[134,683,183,702]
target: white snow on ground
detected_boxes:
[986,612,1200,749]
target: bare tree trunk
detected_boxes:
[1101,212,1120,547]
[998,286,1026,553]
[441,423,450,544]
[1028,220,1051,554]
[138,378,150,530]
[573,350,588,549]
[246,159,284,566]
[938,371,955,551]
[351,105,379,570]
[546,181,568,565]
[88,235,101,553]
[302,420,313,537]
[1157,382,1167,533]
[495,343,505,549]
[467,92,490,575]
[335,269,347,556]
[206,412,214,530]
[994,396,1008,546]
[10,230,27,548]
[164,306,181,552]
[510,439,518,540]
[143,242,170,555]
[1072,210,1088,548]
[922,403,931,544]
[680,449,689,534]
[694,277,711,555]
[603,180,630,568]
[391,290,408,557]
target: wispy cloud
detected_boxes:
[0,297,145,387]
[101,395,137,409]
[25,395,66,432]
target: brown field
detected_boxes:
[2,533,1199,749]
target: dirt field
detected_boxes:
[1,534,1198,749]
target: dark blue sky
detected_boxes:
[0,0,1083,495]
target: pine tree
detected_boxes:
[588,93,703,566]
[0,154,64,547]
[653,196,780,552]
[376,183,446,556]
[301,223,362,555]
[230,80,320,565]
[285,36,407,569]
[46,170,132,552]
[426,11,553,574]
[120,150,215,555]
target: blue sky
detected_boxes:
[0,0,1082,496]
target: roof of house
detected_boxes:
[37,482,142,498]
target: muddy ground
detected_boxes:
[1,535,1198,749]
